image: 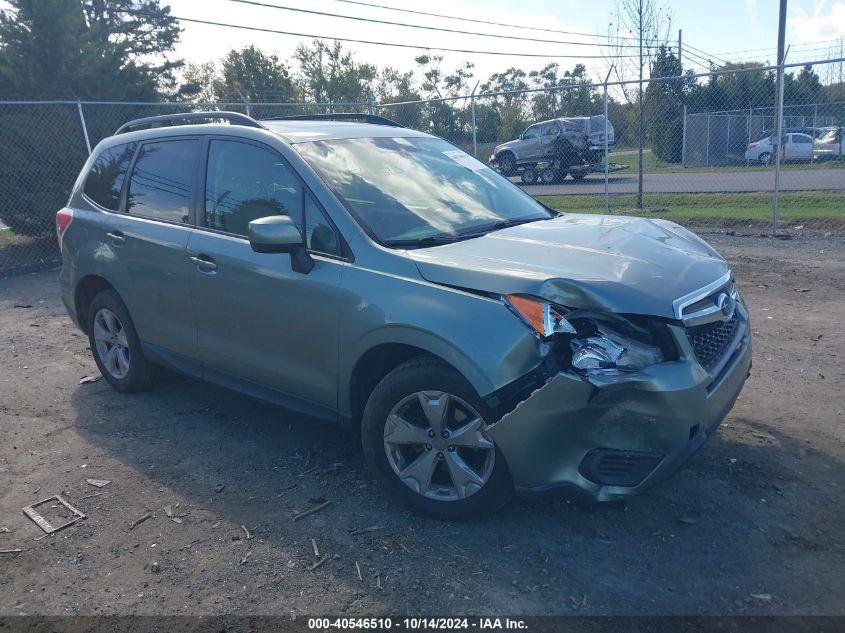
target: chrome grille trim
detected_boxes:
[672,271,734,325]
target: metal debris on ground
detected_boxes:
[355,560,363,581]
[214,483,225,493]
[0,526,9,533]
[311,538,320,557]
[129,512,153,530]
[22,495,86,535]
[240,551,252,565]
[13,304,33,309]
[1,548,23,554]
[85,478,111,488]
[292,500,332,522]
[163,505,183,524]
[78,376,100,384]
[241,525,251,540]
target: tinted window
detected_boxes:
[523,125,541,140]
[205,140,302,236]
[83,142,137,210]
[305,193,340,256]
[127,140,198,222]
[792,134,812,144]
[541,122,558,136]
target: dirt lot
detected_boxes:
[1,231,843,617]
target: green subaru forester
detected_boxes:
[58,112,751,519]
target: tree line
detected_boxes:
[1,0,843,236]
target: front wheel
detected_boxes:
[758,152,771,165]
[361,358,512,519]
[497,152,517,176]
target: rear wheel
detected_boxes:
[520,166,538,185]
[87,290,158,392]
[361,358,512,519]
[758,152,771,165]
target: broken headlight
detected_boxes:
[506,295,577,338]
[570,323,664,374]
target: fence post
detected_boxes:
[681,104,687,167]
[705,114,711,166]
[367,89,376,116]
[76,100,91,155]
[725,116,731,164]
[603,66,614,215]
[234,88,250,116]
[773,47,789,235]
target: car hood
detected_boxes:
[494,139,519,154]
[406,214,729,319]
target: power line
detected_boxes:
[683,43,728,66]
[325,0,649,43]
[231,0,646,48]
[125,11,642,59]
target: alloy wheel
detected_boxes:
[383,391,495,501]
[92,308,130,379]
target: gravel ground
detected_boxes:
[0,231,843,616]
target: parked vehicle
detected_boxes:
[813,128,844,161]
[744,132,814,163]
[59,111,751,519]
[490,116,615,183]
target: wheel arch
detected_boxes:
[344,332,494,428]
[74,275,116,333]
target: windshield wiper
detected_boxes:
[457,216,542,239]
[384,234,460,249]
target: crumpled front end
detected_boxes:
[487,298,752,501]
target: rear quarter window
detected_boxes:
[83,142,137,211]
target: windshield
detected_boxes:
[294,136,552,246]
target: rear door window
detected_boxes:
[127,139,199,223]
[83,142,137,211]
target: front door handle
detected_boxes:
[190,254,218,274]
[106,231,126,247]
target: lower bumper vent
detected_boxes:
[578,449,664,487]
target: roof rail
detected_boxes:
[262,113,403,128]
[115,111,266,135]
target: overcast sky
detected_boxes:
[166,0,845,85]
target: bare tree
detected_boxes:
[603,0,672,208]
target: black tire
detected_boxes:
[361,358,512,519]
[570,171,587,181]
[758,152,771,165]
[520,166,538,185]
[86,289,158,393]
[540,167,562,184]
[497,152,517,176]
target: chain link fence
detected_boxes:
[1,57,843,275]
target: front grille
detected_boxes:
[686,315,739,372]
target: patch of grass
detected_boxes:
[0,229,15,245]
[537,192,845,229]
[610,152,845,175]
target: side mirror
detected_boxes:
[248,215,314,274]
[248,215,303,254]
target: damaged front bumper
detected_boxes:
[487,306,752,502]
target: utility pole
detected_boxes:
[678,29,682,66]
[637,0,644,209]
[772,0,787,234]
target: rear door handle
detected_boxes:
[190,254,218,274]
[106,231,125,246]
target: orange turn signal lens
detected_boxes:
[507,295,547,336]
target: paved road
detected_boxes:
[522,168,845,196]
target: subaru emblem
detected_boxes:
[716,292,736,320]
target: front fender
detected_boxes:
[337,264,546,417]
